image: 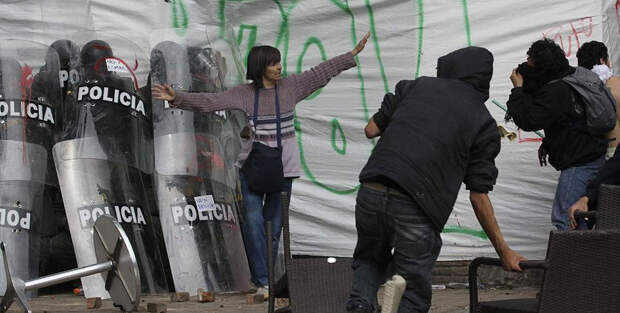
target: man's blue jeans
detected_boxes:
[346,184,442,313]
[551,156,604,230]
[240,173,293,287]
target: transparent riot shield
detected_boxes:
[0,40,62,295]
[53,33,169,298]
[149,28,251,294]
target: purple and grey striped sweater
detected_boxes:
[172,52,357,177]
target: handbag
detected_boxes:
[241,85,284,193]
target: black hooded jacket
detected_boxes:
[506,72,607,170]
[359,46,500,230]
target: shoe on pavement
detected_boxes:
[346,303,373,313]
[256,285,269,300]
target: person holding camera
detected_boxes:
[506,39,607,230]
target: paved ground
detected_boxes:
[4,287,538,312]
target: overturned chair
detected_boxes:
[267,192,353,313]
[468,230,620,313]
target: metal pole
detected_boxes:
[24,260,114,291]
[266,221,274,313]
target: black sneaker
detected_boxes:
[346,303,373,313]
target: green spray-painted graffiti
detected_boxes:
[365,1,389,92]
[294,0,371,194]
[215,0,486,239]
[236,24,257,66]
[444,226,488,239]
[462,0,472,46]
[170,0,189,36]
[273,0,298,76]
[331,118,347,155]
[415,0,424,78]
[297,36,327,100]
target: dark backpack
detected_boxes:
[562,67,617,135]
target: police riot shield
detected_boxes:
[150,28,251,294]
[0,40,61,295]
[53,33,169,298]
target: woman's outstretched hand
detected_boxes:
[352,32,371,56]
[151,84,176,101]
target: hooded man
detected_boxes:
[346,46,524,313]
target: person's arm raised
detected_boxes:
[151,83,176,101]
[151,83,245,112]
[351,32,370,56]
[292,33,370,102]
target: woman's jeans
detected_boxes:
[347,184,442,313]
[240,173,293,287]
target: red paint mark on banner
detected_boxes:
[517,129,543,143]
[616,0,620,34]
[542,17,593,57]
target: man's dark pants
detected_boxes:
[346,184,442,313]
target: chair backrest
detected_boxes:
[279,192,353,313]
[288,256,353,313]
[596,184,620,230]
[538,230,620,313]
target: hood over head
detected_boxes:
[436,46,493,100]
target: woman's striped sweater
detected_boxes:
[171,52,357,177]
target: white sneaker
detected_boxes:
[256,285,269,300]
[382,275,406,313]
[249,282,259,292]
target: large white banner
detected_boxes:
[1,0,618,260]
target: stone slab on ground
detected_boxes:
[169,292,190,302]
[2,288,538,313]
[85,297,102,309]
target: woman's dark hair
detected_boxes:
[246,45,281,88]
[576,41,608,70]
[519,39,571,93]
